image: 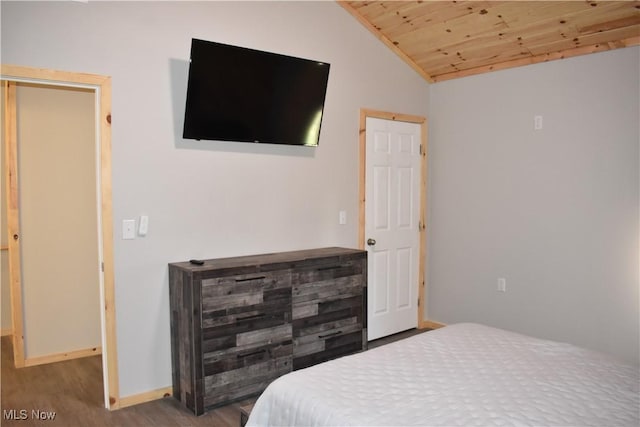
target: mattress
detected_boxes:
[246,323,639,427]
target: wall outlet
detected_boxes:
[497,277,506,292]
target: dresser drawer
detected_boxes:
[292,260,364,304]
[292,298,364,369]
[203,343,292,408]
[291,259,366,369]
[201,270,291,313]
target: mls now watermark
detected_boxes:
[3,409,57,421]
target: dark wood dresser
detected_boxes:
[168,247,367,415]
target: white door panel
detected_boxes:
[366,117,421,340]
[372,250,390,315]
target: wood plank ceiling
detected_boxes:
[339,1,640,82]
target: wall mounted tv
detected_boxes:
[183,38,331,146]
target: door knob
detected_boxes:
[367,238,376,246]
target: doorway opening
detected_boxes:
[1,65,119,409]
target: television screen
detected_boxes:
[183,39,331,146]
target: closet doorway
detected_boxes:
[1,65,119,409]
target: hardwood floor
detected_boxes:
[1,336,251,427]
[1,328,430,426]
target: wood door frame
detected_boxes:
[358,108,428,330]
[1,64,120,410]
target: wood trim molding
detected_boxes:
[1,64,113,87]
[4,80,25,369]
[1,64,118,409]
[358,109,428,330]
[359,109,426,125]
[357,109,367,251]
[418,116,428,330]
[421,320,446,330]
[119,386,173,409]
[97,72,120,411]
[24,346,102,367]
[1,328,12,336]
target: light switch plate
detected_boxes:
[138,215,149,236]
[534,115,543,130]
[123,219,136,240]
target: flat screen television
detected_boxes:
[183,38,331,146]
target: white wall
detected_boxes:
[428,47,639,365]
[1,1,429,396]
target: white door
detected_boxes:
[365,117,421,341]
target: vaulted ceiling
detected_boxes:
[339,1,640,82]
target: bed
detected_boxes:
[246,323,639,426]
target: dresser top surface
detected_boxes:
[169,247,366,273]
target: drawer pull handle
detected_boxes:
[317,265,348,272]
[319,330,342,339]
[237,313,266,322]
[235,276,266,283]
[237,349,266,359]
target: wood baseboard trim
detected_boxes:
[119,386,173,409]
[420,320,446,330]
[0,328,12,336]
[23,346,102,367]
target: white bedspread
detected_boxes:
[246,323,639,427]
